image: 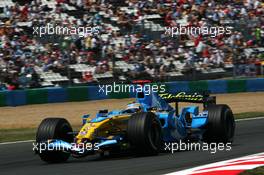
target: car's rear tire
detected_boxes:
[127,112,162,155]
[36,118,73,163]
[203,104,235,143]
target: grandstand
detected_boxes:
[0,0,263,90]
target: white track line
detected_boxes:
[235,116,264,122]
[0,140,35,145]
[0,116,263,145]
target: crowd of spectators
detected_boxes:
[0,0,263,90]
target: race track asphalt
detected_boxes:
[0,118,264,175]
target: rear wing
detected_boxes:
[158,92,216,115]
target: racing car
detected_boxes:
[35,90,235,163]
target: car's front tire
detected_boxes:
[127,112,162,155]
[36,118,73,163]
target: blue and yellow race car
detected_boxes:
[35,91,235,163]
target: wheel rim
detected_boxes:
[225,110,234,141]
[148,119,161,150]
[58,123,73,143]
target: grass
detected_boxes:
[234,112,264,119]
[239,166,264,175]
[0,128,36,143]
[0,126,81,143]
[0,112,264,143]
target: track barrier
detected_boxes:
[0,78,264,107]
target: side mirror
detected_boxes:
[82,114,90,125]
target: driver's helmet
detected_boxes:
[126,103,141,112]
